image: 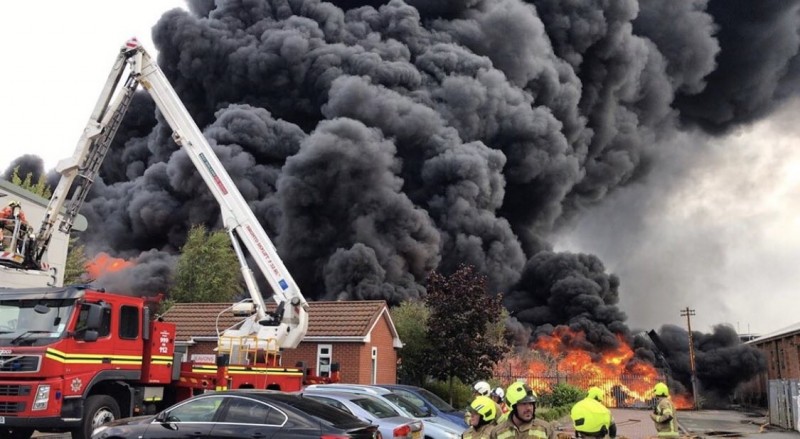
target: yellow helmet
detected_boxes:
[468,395,497,422]
[505,382,537,407]
[7,200,20,208]
[587,386,604,402]
[571,398,611,436]
[654,382,670,397]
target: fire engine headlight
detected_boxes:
[32,384,51,411]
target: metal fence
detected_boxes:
[768,379,800,431]
[495,372,662,408]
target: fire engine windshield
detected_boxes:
[0,299,76,345]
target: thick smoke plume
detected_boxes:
[6,0,792,397]
[644,324,766,406]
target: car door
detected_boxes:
[209,396,286,439]
[144,395,225,438]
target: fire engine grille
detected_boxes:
[0,355,41,372]
[0,401,25,413]
[0,385,31,396]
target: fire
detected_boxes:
[496,326,694,409]
[86,252,134,279]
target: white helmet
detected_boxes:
[492,387,504,399]
[473,381,491,396]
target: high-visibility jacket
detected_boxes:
[463,422,496,439]
[650,396,679,437]
[489,417,555,439]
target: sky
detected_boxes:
[1,1,799,337]
[0,1,186,172]
[555,99,800,336]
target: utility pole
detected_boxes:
[681,307,699,409]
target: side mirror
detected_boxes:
[85,304,106,331]
[82,330,99,342]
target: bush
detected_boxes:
[425,378,473,409]
[538,383,584,408]
[536,405,571,422]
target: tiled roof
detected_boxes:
[161,300,389,343]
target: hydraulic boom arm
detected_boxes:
[37,39,308,349]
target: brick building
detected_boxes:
[161,300,402,385]
[739,322,800,405]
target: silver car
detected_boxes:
[304,384,464,439]
[300,390,424,439]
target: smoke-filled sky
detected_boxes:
[2,0,799,348]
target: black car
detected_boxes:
[91,390,381,439]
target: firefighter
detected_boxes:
[491,386,510,423]
[466,381,493,424]
[463,395,497,439]
[474,380,492,397]
[650,382,679,438]
[570,386,616,438]
[490,382,555,439]
[0,200,28,249]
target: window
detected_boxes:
[392,389,426,411]
[305,396,351,414]
[371,347,378,384]
[119,306,139,339]
[166,396,224,422]
[317,344,332,378]
[75,304,111,338]
[223,398,271,424]
[351,396,398,418]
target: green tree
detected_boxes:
[424,264,509,400]
[63,237,89,284]
[169,225,242,303]
[391,300,431,386]
[10,166,51,198]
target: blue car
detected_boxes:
[377,384,468,429]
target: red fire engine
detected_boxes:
[0,38,337,439]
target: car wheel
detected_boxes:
[2,427,34,439]
[72,395,121,439]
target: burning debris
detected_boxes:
[6,0,785,399]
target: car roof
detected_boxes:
[304,384,393,395]
[198,390,369,427]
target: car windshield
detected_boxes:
[417,388,457,411]
[383,394,428,417]
[351,396,400,418]
[0,299,76,345]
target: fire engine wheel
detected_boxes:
[2,427,34,439]
[72,394,121,439]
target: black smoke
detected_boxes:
[2,155,46,183]
[646,324,766,406]
[4,0,788,398]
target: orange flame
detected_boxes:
[496,327,694,409]
[85,252,134,279]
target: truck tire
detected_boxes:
[2,427,34,439]
[72,394,121,439]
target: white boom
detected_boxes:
[32,38,308,349]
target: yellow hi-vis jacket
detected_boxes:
[463,422,496,439]
[489,417,555,439]
[650,396,679,437]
